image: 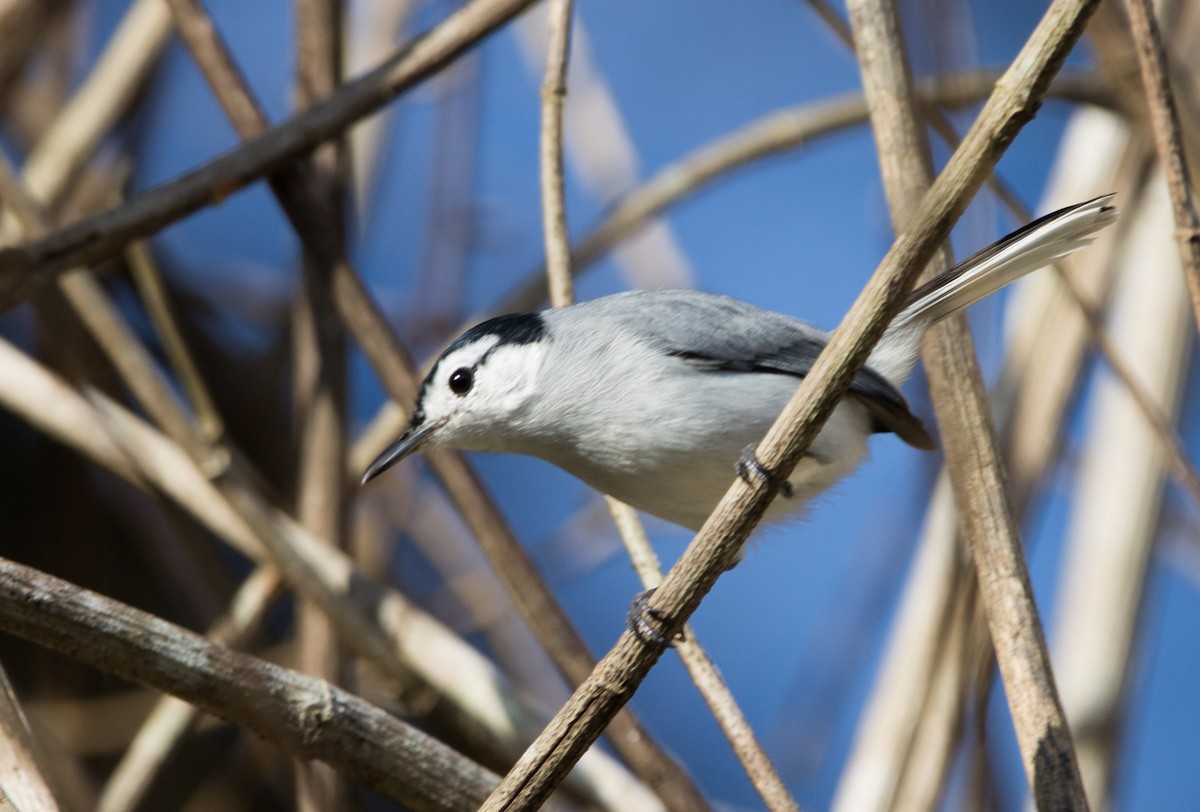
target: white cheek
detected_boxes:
[482,342,548,410]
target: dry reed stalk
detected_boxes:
[1052,180,1192,810]
[849,0,1086,805]
[831,475,964,812]
[1122,0,1200,327]
[538,0,575,308]
[124,239,225,441]
[891,577,981,811]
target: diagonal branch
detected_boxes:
[846,0,1087,806]
[0,556,498,812]
[478,0,1105,807]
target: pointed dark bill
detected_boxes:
[361,420,442,485]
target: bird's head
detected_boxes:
[361,313,550,484]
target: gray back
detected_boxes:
[547,290,933,449]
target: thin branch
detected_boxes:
[0,556,498,812]
[124,239,224,441]
[1056,265,1200,501]
[539,0,574,307]
[1122,0,1200,327]
[515,8,693,293]
[607,502,801,812]
[479,0,1104,806]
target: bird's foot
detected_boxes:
[736,445,794,498]
[627,588,684,646]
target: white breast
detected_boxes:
[515,335,875,530]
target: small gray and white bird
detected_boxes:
[363,196,1116,531]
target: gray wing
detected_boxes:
[573,290,934,449]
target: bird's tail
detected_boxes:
[894,194,1118,329]
[865,194,1117,384]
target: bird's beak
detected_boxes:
[360,419,442,485]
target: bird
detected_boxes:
[363,195,1116,535]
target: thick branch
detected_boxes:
[0,556,497,812]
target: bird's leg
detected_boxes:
[736,444,794,498]
[626,588,685,646]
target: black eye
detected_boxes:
[448,367,474,395]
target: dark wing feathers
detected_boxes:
[579,290,935,450]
